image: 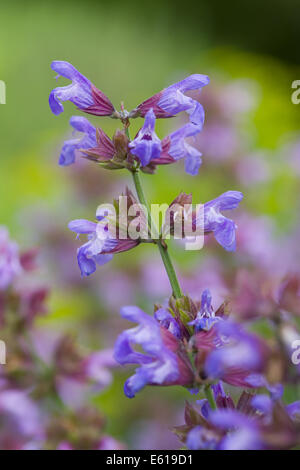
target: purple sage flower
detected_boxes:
[130,111,203,175]
[59,116,97,166]
[114,305,194,398]
[129,109,162,166]
[69,210,139,277]
[189,289,222,332]
[135,74,210,126]
[165,123,203,175]
[49,61,115,116]
[204,320,267,384]
[194,190,243,251]
[69,218,114,276]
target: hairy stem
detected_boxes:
[131,169,183,299]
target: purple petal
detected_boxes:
[68,219,97,235]
[186,426,217,450]
[168,123,203,175]
[251,395,273,415]
[201,191,243,251]
[207,191,244,211]
[114,305,179,397]
[205,321,263,379]
[49,61,93,115]
[77,246,96,277]
[184,148,202,175]
[286,401,300,418]
[69,115,96,134]
[209,410,261,450]
[158,74,209,126]
[94,253,114,266]
[214,218,237,251]
[196,399,211,419]
[154,308,181,338]
[59,116,96,166]
[0,390,43,437]
[167,74,210,93]
[129,109,162,166]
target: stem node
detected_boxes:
[131,170,183,299]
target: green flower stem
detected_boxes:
[131,169,183,299]
[126,123,214,406]
[205,385,217,410]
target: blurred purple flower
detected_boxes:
[97,435,125,450]
[0,389,44,449]
[184,377,300,450]
[208,409,262,450]
[235,152,270,186]
[84,348,118,391]
[204,320,267,385]
[186,425,218,450]
[0,227,22,290]
[57,441,73,450]
[57,436,124,451]
[235,213,277,269]
[195,123,239,162]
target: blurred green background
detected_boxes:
[1,0,300,447]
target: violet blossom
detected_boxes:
[58,116,97,166]
[0,227,22,290]
[129,110,203,175]
[135,74,210,126]
[0,389,44,449]
[204,320,268,386]
[195,190,244,251]
[68,211,139,277]
[188,289,222,332]
[114,305,194,398]
[49,61,115,116]
[129,109,162,167]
